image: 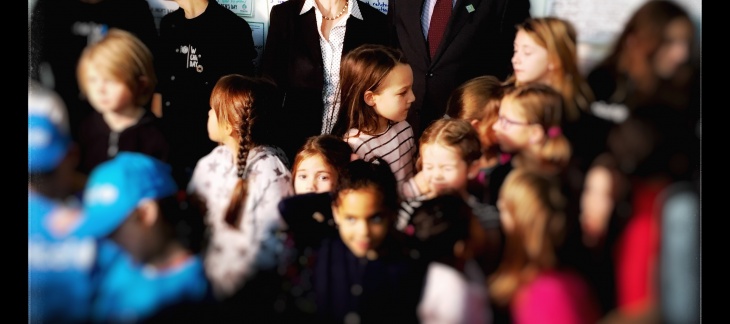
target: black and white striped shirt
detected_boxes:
[345,121,416,198]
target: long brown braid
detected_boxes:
[209,74,284,228]
[224,101,253,228]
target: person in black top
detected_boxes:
[154,0,257,189]
[276,158,426,323]
[30,0,159,144]
[75,28,168,184]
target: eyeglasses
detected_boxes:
[497,115,533,129]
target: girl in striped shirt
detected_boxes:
[331,44,417,198]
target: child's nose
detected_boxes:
[356,221,369,236]
[306,179,316,191]
[432,168,444,179]
[492,120,503,132]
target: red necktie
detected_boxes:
[428,0,452,59]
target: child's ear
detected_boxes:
[136,200,159,228]
[364,90,376,107]
[467,160,481,179]
[224,123,235,137]
[470,119,480,128]
[137,76,150,94]
[331,203,341,225]
[453,240,466,259]
[529,125,545,144]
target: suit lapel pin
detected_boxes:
[466,4,475,13]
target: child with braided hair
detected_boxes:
[187,74,292,300]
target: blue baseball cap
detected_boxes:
[77,152,178,238]
[28,82,71,173]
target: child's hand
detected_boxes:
[412,171,432,197]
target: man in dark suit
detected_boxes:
[388,0,531,138]
[261,0,392,163]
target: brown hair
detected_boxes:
[291,135,353,191]
[331,44,409,138]
[210,74,284,227]
[445,75,505,161]
[599,0,695,98]
[417,118,482,171]
[333,158,400,217]
[489,169,567,306]
[507,17,595,121]
[77,28,157,107]
[503,84,572,170]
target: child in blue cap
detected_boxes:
[77,152,212,323]
[28,81,113,324]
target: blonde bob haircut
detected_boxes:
[77,28,157,107]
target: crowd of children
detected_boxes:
[29,0,699,323]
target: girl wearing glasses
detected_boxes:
[486,83,571,206]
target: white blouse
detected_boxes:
[299,0,364,134]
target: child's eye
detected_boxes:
[296,174,307,180]
[345,216,356,223]
[369,216,383,224]
[318,175,331,181]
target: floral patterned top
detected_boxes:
[187,145,292,298]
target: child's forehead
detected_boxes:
[500,97,525,115]
[336,187,385,208]
[380,63,412,83]
[83,60,119,77]
[421,142,460,156]
[301,153,328,165]
[337,186,381,199]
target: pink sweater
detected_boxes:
[512,270,601,324]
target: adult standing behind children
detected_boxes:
[30,0,159,144]
[76,28,168,180]
[154,0,257,189]
[260,0,391,163]
[388,0,531,138]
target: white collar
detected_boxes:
[300,0,363,20]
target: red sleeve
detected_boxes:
[613,183,663,314]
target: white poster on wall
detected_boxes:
[146,0,180,31]
[249,21,266,70]
[219,0,255,17]
[268,0,288,14]
[363,0,388,14]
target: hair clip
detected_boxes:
[547,126,562,138]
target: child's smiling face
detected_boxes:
[294,154,336,194]
[332,187,391,258]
